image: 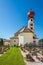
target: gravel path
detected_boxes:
[24,60,43,65]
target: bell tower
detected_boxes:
[28,10,35,33]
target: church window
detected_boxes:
[33,41,36,43]
[31,27,33,29]
[14,40,16,42]
[31,19,33,21]
[30,24,33,26]
[33,36,36,39]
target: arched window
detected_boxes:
[14,40,16,42]
[30,24,33,26]
[31,27,33,29]
[31,19,33,21]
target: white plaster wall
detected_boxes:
[24,33,33,44]
[28,18,34,28]
[28,18,34,32]
[18,32,34,46]
[18,35,24,46]
[10,38,19,46]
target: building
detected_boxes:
[10,10,38,46]
[3,39,10,46]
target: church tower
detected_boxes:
[28,10,35,33]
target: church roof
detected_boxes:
[10,27,34,39]
[23,27,33,32]
[10,36,18,39]
[10,27,38,40]
[14,27,33,36]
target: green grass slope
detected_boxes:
[0,47,25,65]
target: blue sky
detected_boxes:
[0,0,43,39]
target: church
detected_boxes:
[10,10,38,46]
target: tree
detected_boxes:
[0,38,3,46]
[38,39,43,47]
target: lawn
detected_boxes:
[0,47,25,65]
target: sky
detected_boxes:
[0,0,43,39]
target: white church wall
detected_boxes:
[24,33,33,44]
[18,35,24,46]
[10,38,19,46]
[18,32,33,46]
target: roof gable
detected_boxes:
[14,27,33,36]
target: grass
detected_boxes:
[0,47,25,65]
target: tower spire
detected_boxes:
[27,10,35,32]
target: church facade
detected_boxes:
[10,10,38,46]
